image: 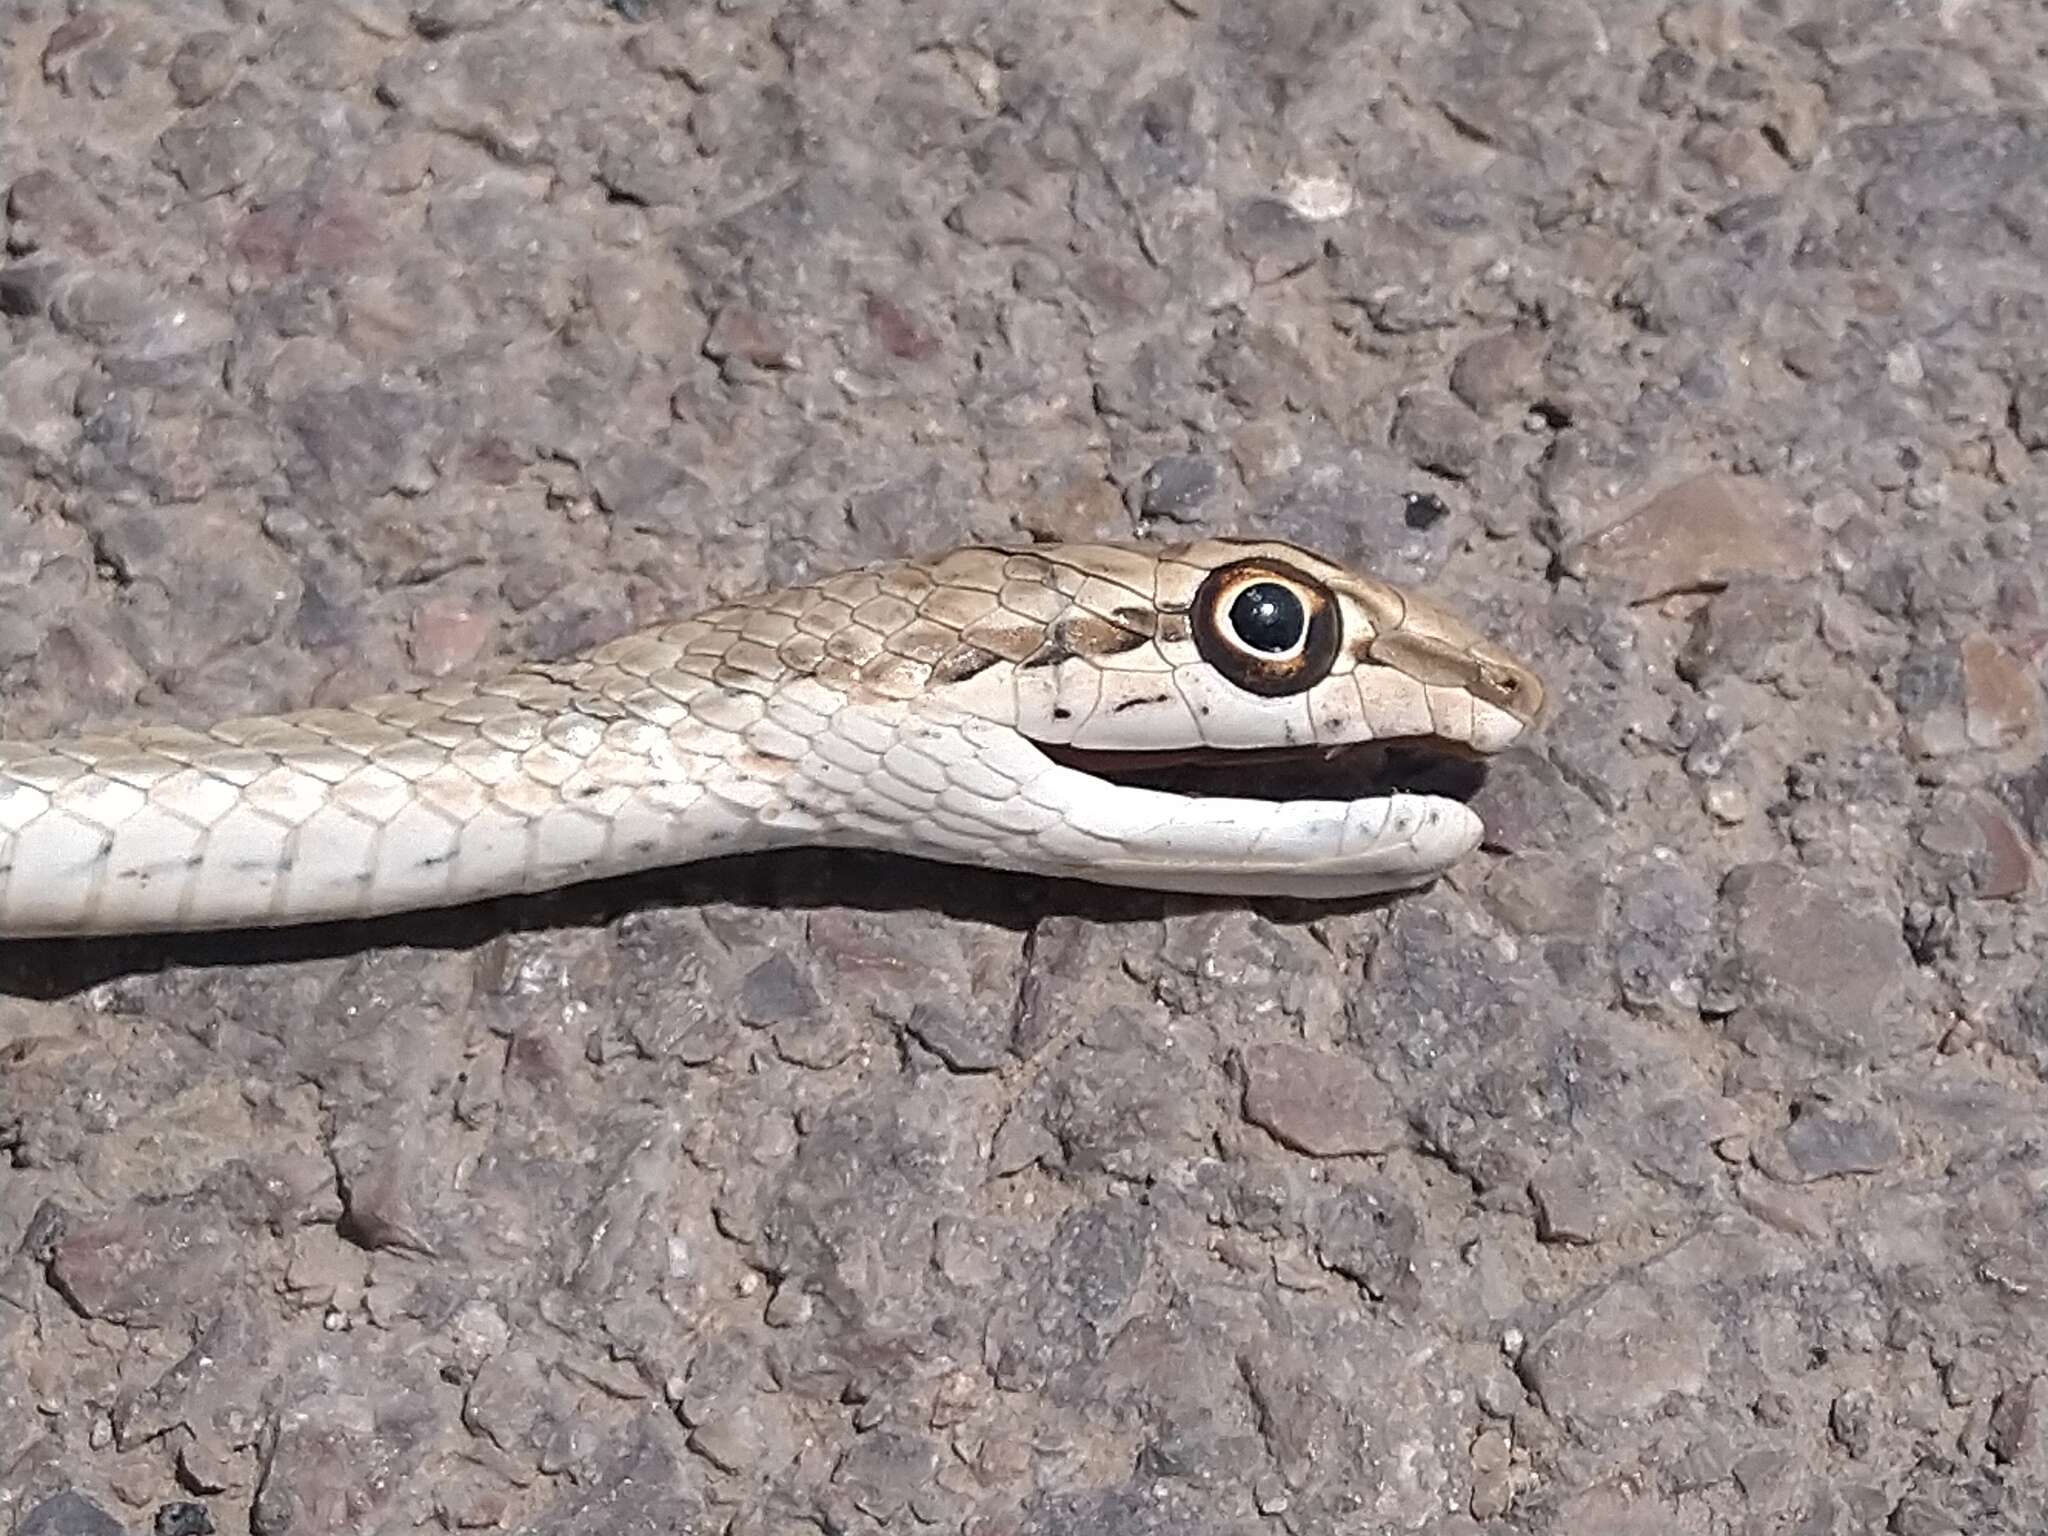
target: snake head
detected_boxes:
[914,537,1548,900]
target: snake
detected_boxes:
[0,538,1546,937]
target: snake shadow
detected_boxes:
[0,847,1416,1000]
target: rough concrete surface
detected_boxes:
[1,1,2046,1533]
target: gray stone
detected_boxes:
[252,1389,439,1535]
[1830,1389,1874,1458]
[1731,1447,1789,1499]
[595,136,698,210]
[1313,1181,1420,1305]
[1612,857,1715,1013]
[2015,366,2048,450]
[1481,851,1606,939]
[1042,1030,1212,1179]
[1888,1496,1964,1535]
[157,86,274,197]
[1237,1042,1404,1158]
[832,1428,942,1519]
[463,1348,555,1456]
[153,1504,216,1536]
[48,1199,236,1328]
[1226,196,1321,284]
[1391,388,1485,479]
[0,257,64,317]
[4,167,113,254]
[1530,1162,1606,1245]
[1018,1483,1262,1536]
[735,951,819,1026]
[702,303,800,372]
[987,1201,1153,1390]
[1997,966,2048,1082]
[51,271,233,373]
[21,1493,124,1536]
[168,31,238,106]
[1757,1101,1902,1183]
[1524,1279,1712,1424]
[685,1396,795,1476]
[1570,472,1824,602]
[1136,454,1220,521]
[1987,1377,2038,1464]
[1718,863,1920,1063]
[1677,578,1816,686]
[282,381,442,499]
[1449,330,1544,414]
[113,1300,271,1451]
[903,1000,1007,1072]
[0,351,81,461]
[505,1418,703,1535]
[585,442,695,528]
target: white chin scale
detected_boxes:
[1037,788,1487,899]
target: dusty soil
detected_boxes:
[3,1,2047,1533]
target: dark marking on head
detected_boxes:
[1023,613,1149,669]
[930,644,1003,685]
[1066,614,1148,656]
[959,622,1046,664]
[1110,604,1158,637]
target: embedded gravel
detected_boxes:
[3,2,2047,1534]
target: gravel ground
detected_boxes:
[3,1,2046,1533]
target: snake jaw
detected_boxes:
[1001,734,1501,896]
[908,708,1492,900]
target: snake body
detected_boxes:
[0,539,1545,936]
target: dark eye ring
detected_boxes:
[1191,560,1341,697]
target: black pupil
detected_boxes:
[1228,582,1304,653]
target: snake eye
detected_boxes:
[1228,582,1306,656]
[1192,560,1340,696]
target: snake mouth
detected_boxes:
[1032,735,1490,804]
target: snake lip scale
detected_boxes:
[0,537,1548,937]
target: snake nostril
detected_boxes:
[1490,666,1533,699]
